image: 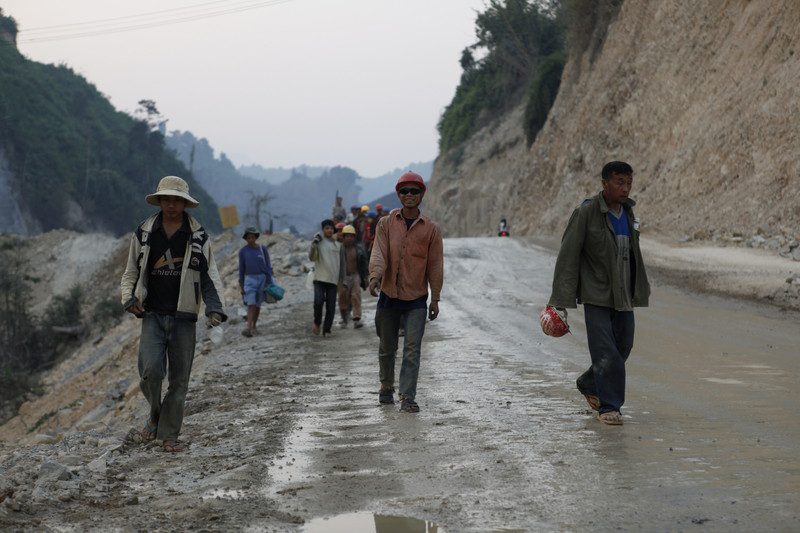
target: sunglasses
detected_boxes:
[398,188,422,196]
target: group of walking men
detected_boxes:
[308,172,444,413]
[121,160,648,452]
[332,197,387,257]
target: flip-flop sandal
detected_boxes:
[583,394,600,411]
[162,440,185,453]
[140,421,157,442]
[597,411,623,425]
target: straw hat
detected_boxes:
[145,176,200,208]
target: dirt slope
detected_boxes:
[426,1,800,243]
[0,231,309,444]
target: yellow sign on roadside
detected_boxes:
[218,205,240,229]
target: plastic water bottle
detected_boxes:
[208,325,224,345]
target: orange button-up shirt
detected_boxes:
[368,209,444,301]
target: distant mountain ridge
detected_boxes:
[238,164,327,185]
[359,161,433,204]
[238,160,433,204]
[167,131,274,219]
[166,130,431,234]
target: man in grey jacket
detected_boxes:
[120,176,227,451]
[548,161,650,425]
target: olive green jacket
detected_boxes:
[548,193,650,310]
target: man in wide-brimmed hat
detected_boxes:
[120,176,227,452]
[238,226,273,337]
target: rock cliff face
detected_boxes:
[427,1,800,240]
[0,149,37,235]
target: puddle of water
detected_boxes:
[302,512,443,533]
[702,378,746,385]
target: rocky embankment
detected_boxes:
[427,1,799,250]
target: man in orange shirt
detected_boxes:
[368,172,444,413]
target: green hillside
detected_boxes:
[437,0,566,153]
[0,14,219,235]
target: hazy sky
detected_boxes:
[4,0,486,176]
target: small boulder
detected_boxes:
[32,434,58,445]
[285,254,304,268]
[86,456,107,475]
[58,455,83,467]
[38,462,72,482]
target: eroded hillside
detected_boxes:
[427,1,800,243]
[0,230,310,444]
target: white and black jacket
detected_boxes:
[120,213,227,322]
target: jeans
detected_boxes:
[577,303,635,414]
[375,307,427,401]
[138,312,197,440]
[313,281,338,333]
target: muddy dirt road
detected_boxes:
[2,237,798,531]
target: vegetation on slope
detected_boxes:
[438,0,623,154]
[0,17,220,235]
[437,0,564,153]
[0,237,106,420]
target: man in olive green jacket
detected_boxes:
[548,161,650,425]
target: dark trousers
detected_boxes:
[576,303,635,414]
[375,307,427,401]
[138,312,196,440]
[313,281,338,333]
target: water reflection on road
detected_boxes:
[303,512,441,533]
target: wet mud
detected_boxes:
[1,237,798,531]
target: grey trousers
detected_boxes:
[375,307,427,401]
[576,304,635,414]
[138,312,196,440]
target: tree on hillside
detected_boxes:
[247,190,275,233]
[132,99,172,189]
[135,99,162,131]
[473,0,561,77]
[0,240,39,412]
[437,0,565,153]
[0,8,17,45]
